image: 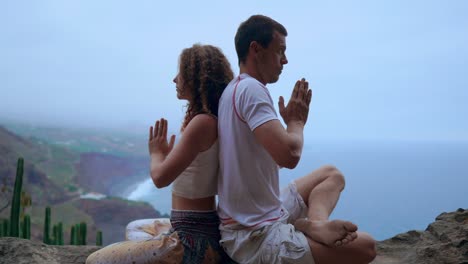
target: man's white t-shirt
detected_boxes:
[218,73,282,227]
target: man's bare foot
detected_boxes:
[294,218,358,247]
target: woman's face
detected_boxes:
[173,72,190,100]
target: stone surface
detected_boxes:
[372,208,468,264]
[0,237,100,264]
[1,208,467,263]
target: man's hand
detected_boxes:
[278,78,312,126]
[148,118,176,161]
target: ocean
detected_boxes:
[127,140,468,241]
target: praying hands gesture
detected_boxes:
[148,118,176,161]
[278,78,312,126]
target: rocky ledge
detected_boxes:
[1,208,467,264]
[0,237,100,264]
[372,208,468,264]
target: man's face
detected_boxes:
[257,31,288,84]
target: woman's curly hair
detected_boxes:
[178,44,234,131]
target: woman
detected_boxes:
[86,44,234,263]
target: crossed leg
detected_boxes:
[293,165,376,263]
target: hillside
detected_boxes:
[75,152,148,197]
[0,124,161,245]
[0,126,72,205]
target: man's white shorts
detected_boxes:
[219,181,315,264]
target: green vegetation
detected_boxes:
[34,144,79,187]
[51,222,64,245]
[9,158,24,237]
[67,184,78,193]
[96,230,103,246]
[43,206,51,244]
[70,225,76,245]
[80,222,87,245]
[21,215,31,239]
[0,218,9,236]
[6,123,147,157]
[0,125,134,246]
[70,222,88,245]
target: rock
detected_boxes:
[0,237,100,264]
[1,209,467,263]
[373,208,468,264]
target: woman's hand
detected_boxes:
[148,118,176,161]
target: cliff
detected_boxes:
[372,208,468,264]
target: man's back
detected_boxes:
[217,73,282,227]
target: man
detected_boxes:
[217,15,377,263]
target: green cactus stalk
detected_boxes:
[0,219,5,237]
[9,158,24,237]
[2,219,9,237]
[80,222,87,245]
[24,215,30,239]
[53,224,58,245]
[75,223,80,245]
[96,230,103,246]
[20,215,31,239]
[57,222,63,245]
[20,219,25,238]
[43,206,51,244]
[53,224,56,245]
[70,225,76,245]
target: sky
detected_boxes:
[1,0,467,141]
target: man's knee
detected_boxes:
[358,233,377,263]
[320,165,345,190]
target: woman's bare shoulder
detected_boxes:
[184,114,217,150]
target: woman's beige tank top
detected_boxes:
[171,141,218,199]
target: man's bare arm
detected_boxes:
[253,79,312,169]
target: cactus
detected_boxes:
[25,215,31,239]
[57,222,64,245]
[1,219,9,237]
[96,230,103,246]
[70,225,76,245]
[80,222,87,245]
[20,214,31,239]
[75,223,81,245]
[69,222,88,245]
[43,206,51,244]
[53,224,58,245]
[20,219,24,238]
[0,219,7,237]
[50,223,64,245]
[9,158,24,237]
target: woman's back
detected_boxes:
[172,135,218,211]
